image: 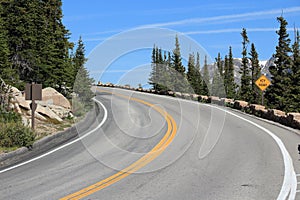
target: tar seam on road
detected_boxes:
[60,89,177,200]
[0,98,108,174]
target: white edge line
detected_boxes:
[0,98,108,174]
[104,88,297,200]
[205,105,297,200]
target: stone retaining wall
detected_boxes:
[97,83,300,130]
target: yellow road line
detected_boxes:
[60,89,177,200]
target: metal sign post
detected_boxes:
[25,83,42,130]
[255,75,271,106]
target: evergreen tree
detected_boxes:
[265,17,293,112]
[187,53,196,90]
[202,55,210,95]
[195,52,208,95]
[149,45,158,90]
[172,35,185,74]
[149,46,171,91]
[216,53,223,77]
[224,55,229,96]
[239,28,251,101]
[1,0,73,92]
[226,46,236,99]
[73,37,94,108]
[290,29,300,111]
[212,53,225,97]
[171,35,187,92]
[0,3,17,86]
[249,43,261,104]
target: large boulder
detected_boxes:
[42,87,71,109]
[36,104,63,123]
[10,86,71,123]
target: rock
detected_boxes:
[48,104,71,119]
[287,113,300,129]
[288,113,300,121]
[233,100,249,110]
[36,104,63,123]
[15,96,31,110]
[250,104,266,111]
[35,112,48,121]
[167,91,175,96]
[221,98,234,106]
[42,87,71,109]
[249,104,268,117]
[182,93,191,99]
[210,96,221,105]
[14,103,22,114]
[266,109,287,124]
[270,109,286,117]
[175,92,182,98]
[191,94,199,100]
[10,86,22,97]
[199,95,209,102]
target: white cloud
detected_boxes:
[140,7,300,28]
[185,27,298,35]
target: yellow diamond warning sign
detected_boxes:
[255,75,271,91]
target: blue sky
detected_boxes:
[62,0,300,86]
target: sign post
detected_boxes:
[255,75,271,106]
[25,83,42,130]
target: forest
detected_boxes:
[0,0,93,149]
[149,17,300,113]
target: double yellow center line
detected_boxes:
[60,90,177,200]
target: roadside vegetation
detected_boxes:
[0,1,94,151]
[149,16,300,112]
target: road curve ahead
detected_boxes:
[1,86,300,200]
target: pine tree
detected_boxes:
[149,45,158,90]
[73,37,94,108]
[212,53,225,98]
[226,46,236,99]
[149,46,171,92]
[265,17,293,112]
[202,55,210,95]
[187,53,198,94]
[171,35,187,92]
[239,28,251,101]
[224,55,229,97]
[1,0,73,92]
[195,52,207,95]
[249,43,261,104]
[172,35,185,74]
[0,3,17,86]
[216,53,223,77]
[290,29,300,111]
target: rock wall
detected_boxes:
[97,83,300,130]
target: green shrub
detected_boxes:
[0,110,21,123]
[72,97,94,117]
[0,122,35,148]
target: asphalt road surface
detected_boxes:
[1,87,300,200]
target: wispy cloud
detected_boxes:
[185,27,298,35]
[140,6,300,28]
[82,29,123,36]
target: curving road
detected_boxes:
[1,87,300,200]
